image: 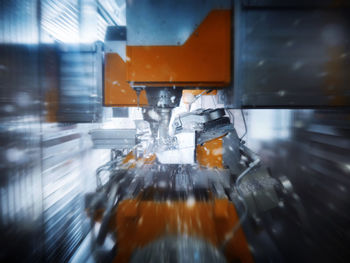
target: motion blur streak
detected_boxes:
[0,0,110,262]
[243,109,350,262]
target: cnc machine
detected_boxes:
[87,1,282,262]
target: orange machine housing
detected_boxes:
[114,198,254,263]
[104,53,148,106]
[196,137,224,169]
[126,10,232,87]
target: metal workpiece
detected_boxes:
[130,235,227,263]
[126,0,231,46]
[159,107,239,165]
[156,132,196,164]
[173,108,226,131]
[173,108,233,145]
[173,108,226,133]
[157,108,236,164]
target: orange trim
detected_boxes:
[126,10,231,87]
[196,137,224,168]
[122,151,156,168]
[183,89,217,96]
[45,88,58,122]
[114,198,253,263]
[104,53,148,106]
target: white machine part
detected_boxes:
[155,132,196,164]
